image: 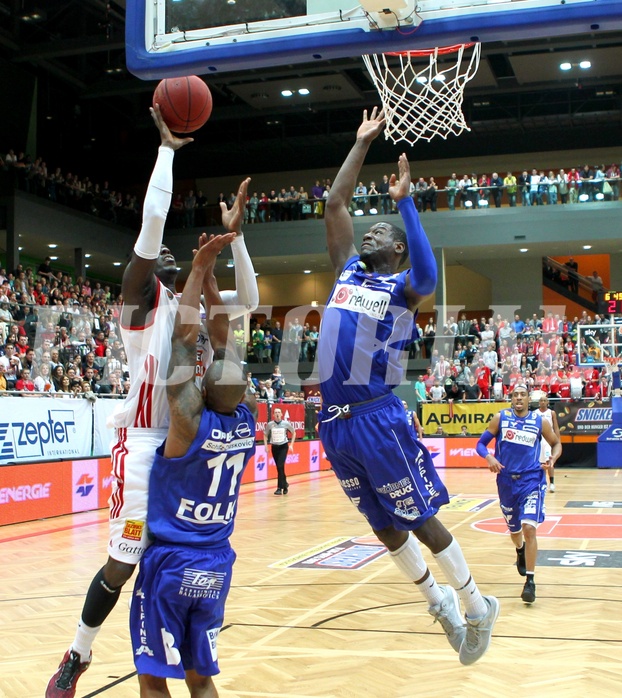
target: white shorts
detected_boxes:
[108,427,168,564]
[539,439,552,464]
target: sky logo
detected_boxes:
[75,474,95,497]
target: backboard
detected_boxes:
[576,323,622,367]
[126,0,622,80]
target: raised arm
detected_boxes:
[202,237,259,420]
[325,108,386,274]
[216,176,259,318]
[121,105,193,326]
[390,154,438,312]
[164,233,236,459]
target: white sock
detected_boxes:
[71,620,101,661]
[433,537,487,618]
[390,534,444,607]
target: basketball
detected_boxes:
[152,76,213,134]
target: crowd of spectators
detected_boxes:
[1,148,141,228]
[0,261,127,398]
[353,164,621,214]
[1,258,616,413]
[410,309,618,407]
[4,143,620,230]
[0,260,322,404]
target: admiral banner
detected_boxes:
[422,402,509,436]
[0,397,92,463]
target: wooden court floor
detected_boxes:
[1,467,621,698]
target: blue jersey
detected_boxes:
[495,409,543,475]
[319,256,418,404]
[147,403,256,547]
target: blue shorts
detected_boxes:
[497,469,547,534]
[130,542,235,679]
[318,393,449,531]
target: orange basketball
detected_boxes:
[152,76,213,134]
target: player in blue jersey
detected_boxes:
[402,400,423,440]
[476,384,561,604]
[129,232,257,697]
[317,108,499,666]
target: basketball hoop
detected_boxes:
[363,43,481,145]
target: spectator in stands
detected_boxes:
[34,363,55,393]
[606,163,620,200]
[463,375,481,401]
[547,171,558,205]
[590,271,604,303]
[579,164,593,200]
[0,341,21,389]
[504,172,517,206]
[565,257,579,293]
[15,367,36,393]
[511,314,526,336]
[457,174,472,208]
[446,173,458,210]
[378,174,390,214]
[422,177,438,212]
[429,379,444,402]
[528,169,540,206]
[489,172,503,208]
[414,375,428,404]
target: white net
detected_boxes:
[363,43,482,145]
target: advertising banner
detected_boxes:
[421,402,509,436]
[0,397,92,464]
[240,439,332,486]
[256,403,306,440]
[92,399,120,456]
[555,401,611,434]
[0,457,113,526]
[254,402,269,442]
[444,437,492,468]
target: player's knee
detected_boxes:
[185,670,217,697]
[103,557,137,588]
[372,525,406,551]
[522,523,537,541]
[138,673,168,696]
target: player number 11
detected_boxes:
[205,452,246,498]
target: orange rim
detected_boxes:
[385,42,476,57]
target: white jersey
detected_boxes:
[538,407,554,462]
[110,280,213,429]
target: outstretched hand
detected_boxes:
[192,232,237,273]
[389,153,412,202]
[356,107,386,143]
[150,104,194,151]
[221,177,251,233]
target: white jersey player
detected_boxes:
[537,393,560,492]
[47,105,259,698]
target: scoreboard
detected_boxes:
[604,291,622,315]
